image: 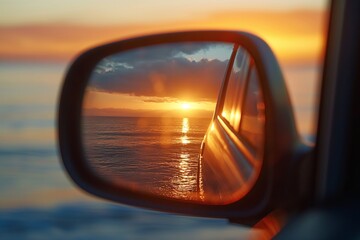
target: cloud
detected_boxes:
[142,97,177,103]
[89,44,231,101]
[89,58,228,101]
[95,43,220,70]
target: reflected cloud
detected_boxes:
[88,43,232,102]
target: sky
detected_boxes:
[0,0,327,25]
[0,0,329,136]
[0,1,328,63]
[83,43,233,118]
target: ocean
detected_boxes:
[0,62,256,239]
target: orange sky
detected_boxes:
[83,92,217,118]
[82,42,231,118]
[0,10,327,64]
[0,8,328,135]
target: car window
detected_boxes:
[239,66,265,154]
[220,47,265,156]
[221,47,250,131]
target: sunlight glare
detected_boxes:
[181,102,191,110]
[182,118,189,134]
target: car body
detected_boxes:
[199,45,278,204]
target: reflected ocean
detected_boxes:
[0,62,254,239]
[84,117,209,200]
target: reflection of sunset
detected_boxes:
[83,90,217,118]
[181,102,191,110]
[180,153,190,169]
[82,42,230,118]
[182,118,189,134]
[173,152,195,195]
[171,118,198,198]
[181,136,190,145]
[181,118,190,145]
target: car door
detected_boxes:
[199,46,265,204]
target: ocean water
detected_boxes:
[83,116,209,200]
[0,62,256,239]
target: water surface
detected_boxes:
[0,62,253,239]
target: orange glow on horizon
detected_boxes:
[181,102,191,110]
[0,10,327,64]
[83,90,216,118]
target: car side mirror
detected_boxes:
[58,31,307,224]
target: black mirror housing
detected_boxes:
[58,30,307,225]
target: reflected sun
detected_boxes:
[181,102,191,110]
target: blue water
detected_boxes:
[0,62,255,239]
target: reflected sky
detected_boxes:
[87,42,233,104]
[82,42,233,120]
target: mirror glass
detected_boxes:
[81,42,264,204]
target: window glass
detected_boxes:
[240,67,265,153]
[221,47,250,131]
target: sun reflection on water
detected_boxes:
[181,118,190,145]
[181,135,190,145]
[182,118,189,134]
[171,117,198,199]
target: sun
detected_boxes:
[181,102,191,110]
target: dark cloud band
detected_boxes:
[88,43,232,101]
